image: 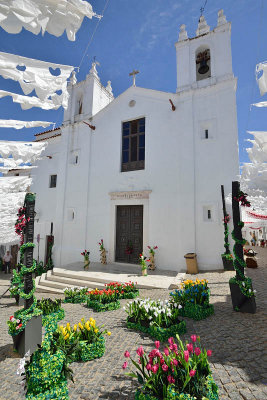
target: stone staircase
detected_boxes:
[35,267,184,294]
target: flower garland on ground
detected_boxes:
[7,243,42,337]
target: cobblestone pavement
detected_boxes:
[0,247,266,400]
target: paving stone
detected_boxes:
[0,246,266,400]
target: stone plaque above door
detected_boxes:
[109,190,151,200]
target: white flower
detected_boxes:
[154,312,158,317]
[254,290,257,293]
[123,306,126,310]
[165,300,169,304]
[174,303,178,308]
[242,282,245,287]
[16,319,20,324]
[11,317,15,322]
[249,289,251,293]
[149,316,152,320]
[178,305,183,309]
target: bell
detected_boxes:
[198,59,209,75]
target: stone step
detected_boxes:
[45,271,106,290]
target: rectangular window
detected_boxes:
[121,118,145,172]
[207,209,211,219]
[205,129,209,139]
[49,175,57,188]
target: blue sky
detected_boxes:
[0,0,266,166]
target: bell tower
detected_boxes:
[175,10,233,93]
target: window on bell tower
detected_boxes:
[196,47,211,81]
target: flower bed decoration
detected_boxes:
[86,288,121,311]
[170,279,214,320]
[64,286,89,303]
[125,298,186,340]
[123,334,218,400]
[55,318,111,362]
[105,281,139,299]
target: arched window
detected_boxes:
[196,47,211,81]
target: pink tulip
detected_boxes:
[151,363,159,374]
[164,348,169,356]
[189,370,196,377]
[167,375,175,384]
[184,350,189,362]
[122,361,128,369]
[191,335,197,343]
[155,341,160,349]
[172,359,178,366]
[124,351,130,358]
[162,364,168,372]
[207,350,212,357]
[136,346,144,357]
[194,347,201,356]
[168,337,174,345]
[186,343,193,353]
[146,363,152,371]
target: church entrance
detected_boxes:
[115,205,143,264]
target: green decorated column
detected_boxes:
[24,193,35,310]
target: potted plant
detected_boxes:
[81,250,90,270]
[139,253,149,276]
[63,286,89,303]
[122,334,218,400]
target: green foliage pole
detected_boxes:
[23,193,36,310]
[221,185,230,255]
[231,181,246,281]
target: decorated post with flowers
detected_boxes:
[7,193,42,356]
[98,239,107,264]
[229,181,256,313]
[81,250,90,270]
[147,246,158,270]
[139,253,149,276]
[221,185,234,270]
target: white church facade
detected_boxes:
[30,10,239,272]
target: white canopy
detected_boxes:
[0,120,52,129]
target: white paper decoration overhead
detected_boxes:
[0,140,47,164]
[0,0,101,41]
[0,119,52,129]
[0,51,74,109]
[256,62,267,96]
[0,90,61,110]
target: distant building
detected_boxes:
[31,10,239,271]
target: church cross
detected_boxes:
[129,69,139,86]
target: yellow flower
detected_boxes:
[81,318,85,323]
[85,322,91,331]
[66,323,71,331]
[78,322,84,330]
[59,325,64,329]
[73,324,77,332]
[94,328,99,334]
[107,331,111,336]
[64,333,69,340]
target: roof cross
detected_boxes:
[129,69,139,86]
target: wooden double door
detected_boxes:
[115,205,143,264]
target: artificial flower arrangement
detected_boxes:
[147,245,158,270]
[125,298,186,341]
[36,298,65,327]
[243,248,257,257]
[63,286,89,303]
[86,288,121,312]
[98,239,107,264]
[170,279,214,320]
[139,253,150,276]
[9,269,23,304]
[81,250,90,270]
[122,334,218,400]
[105,281,139,299]
[54,318,111,362]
